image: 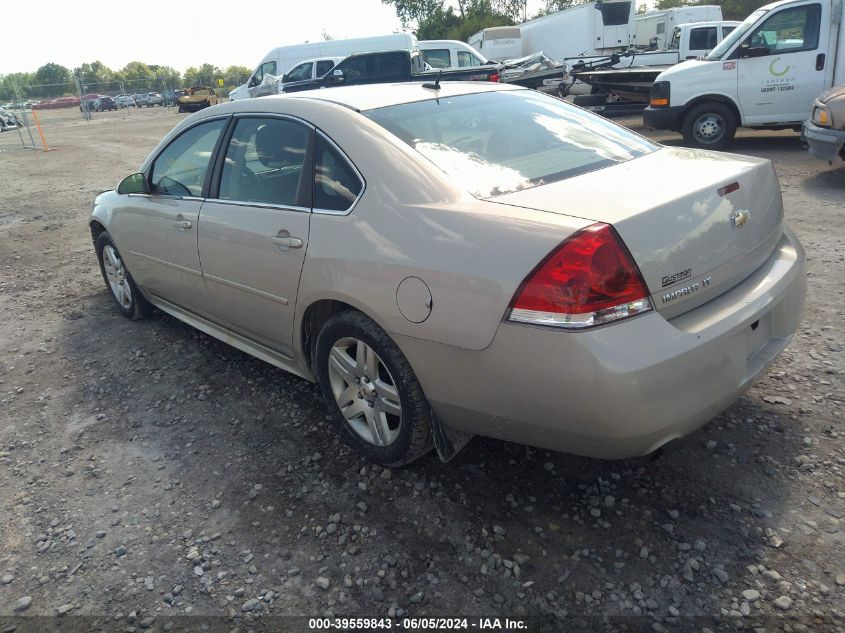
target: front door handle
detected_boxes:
[272,231,303,249]
[173,219,192,229]
[816,53,826,71]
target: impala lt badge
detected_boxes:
[730,209,751,229]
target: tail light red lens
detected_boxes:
[489,73,500,82]
[508,223,652,329]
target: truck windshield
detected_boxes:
[705,9,768,60]
[364,89,656,198]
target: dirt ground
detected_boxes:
[0,105,843,633]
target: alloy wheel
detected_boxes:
[102,245,132,309]
[327,337,402,446]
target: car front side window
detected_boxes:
[747,4,821,53]
[149,119,226,197]
[287,62,313,82]
[218,117,311,207]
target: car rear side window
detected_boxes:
[313,135,363,212]
[150,119,226,197]
[365,90,656,198]
[218,117,311,207]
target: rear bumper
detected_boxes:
[802,120,845,162]
[396,226,805,459]
[643,105,684,131]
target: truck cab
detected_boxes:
[644,0,842,149]
[667,21,740,59]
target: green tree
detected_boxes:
[636,3,648,13]
[0,72,35,101]
[74,61,114,92]
[223,65,251,87]
[184,63,222,88]
[382,0,444,28]
[34,63,71,97]
[385,0,515,39]
[116,61,155,92]
[719,0,769,20]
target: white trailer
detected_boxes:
[467,26,523,62]
[518,1,636,60]
[634,5,723,50]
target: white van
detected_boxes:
[230,33,418,100]
[644,0,845,149]
[418,40,489,68]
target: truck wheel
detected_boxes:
[682,102,737,151]
[573,94,607,107]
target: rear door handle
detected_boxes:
[173,219,192,229]
[816,53,825,71]
[272,231,303,249]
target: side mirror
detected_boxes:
[327,69,346,85]
[118,173,150,195]
[739,42,770,58]
[282,73,289,82]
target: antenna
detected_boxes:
[422,69,443,91]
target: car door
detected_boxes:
[113,117,228,318]
[736,1,829,124]
[197,115,313,356]
[248,60,279,98]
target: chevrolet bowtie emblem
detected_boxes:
[730,209,750,229]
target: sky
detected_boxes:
[2,0,548,75]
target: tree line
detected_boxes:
[383,0,769,40]
[0,61,252,102]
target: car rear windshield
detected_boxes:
[364,90,656,198]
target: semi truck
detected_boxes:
[643,0,845,149]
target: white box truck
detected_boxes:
[519,1,636,60]
[634,5,724,49]
[644,0,845,149]
[467,26,523,62]
[230,34,418,100]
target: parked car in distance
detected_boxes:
[418,39,489,69]
[115,94,136,108]
[802,85,845,164]
[90,82,805,467]
[144,92,164,107]
[177,87,219,112]
[94,96,117,112]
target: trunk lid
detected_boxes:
[493,146,784,318]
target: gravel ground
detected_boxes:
[0,106,843,632]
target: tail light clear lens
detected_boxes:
[508,223,652,329]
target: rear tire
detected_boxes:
[315,311,432,467]
[681,102,737,151]
[95,232,151,321]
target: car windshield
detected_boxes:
[364,89,657,198]
[705,9,768,60]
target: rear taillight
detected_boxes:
[489,73,500,82]
[508,223,652,329]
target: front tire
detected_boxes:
[96,232,151,320]
[316,311,432,467]
[681,102,737,151]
